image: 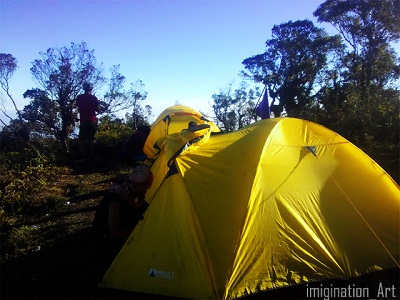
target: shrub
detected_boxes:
[0,147,65,216]
[4,225,41,256]
[96,116,134,148]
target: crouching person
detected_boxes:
[92,165,153,248]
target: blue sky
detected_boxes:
[0,0,381,123]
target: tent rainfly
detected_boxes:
[100,106,400,299]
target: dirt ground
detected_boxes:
[1,160,399,300]
[0,158,170,299]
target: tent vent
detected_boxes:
[305,146,317,156]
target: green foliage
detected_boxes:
[0,120,31,151]
[19,43,152,153]
[22,88,61,138]
[212,81,261,132]
[103,65,149,123]
[306,0,400,182]
[305,87,399,182]
[242,19,342,118]
[239,0,399,182]
[0,148,64,215]
[5,225,41,256]
[314,0,400,102]
[26,42,105,152]
[95,115,135,152]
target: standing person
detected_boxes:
[76,82,100,161]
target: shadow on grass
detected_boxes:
[1,225,179,299]
[1,227,105,299]
[0,203,171,300]
[2,223,398,300]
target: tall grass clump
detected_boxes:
[0,146,65,217]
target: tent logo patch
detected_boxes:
[149,268,174,279]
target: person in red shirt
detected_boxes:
[76,82,100,160]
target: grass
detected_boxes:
[0,150,138,299]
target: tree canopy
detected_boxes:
[0,0,398,181]
[14,42,150,152]
[0,53,22,124]
[314,0,400,101]
[211,81,260,132]
[103,65,149,128]
[242,19,342,117]
[27,42,105,151]
[103,65,148,115]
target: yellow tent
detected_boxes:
[143,105,220,160]
[100,110,399,299]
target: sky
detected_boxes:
[0,0,381,124]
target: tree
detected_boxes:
[127,80,148,128]
[144,105,153,124]
[22,89,61,139]
[103,65,129,113]
[0,53,31,145]
[314,0,400,102]
[0,53,23,125]
[211,81,260,132]
[103,65,149,128]
[125,104,153,128]
[313,0,400,181]
[242,19,342,117]
[28,42,105,152]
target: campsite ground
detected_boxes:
[1,157,178,299]
[1,157,399,300]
